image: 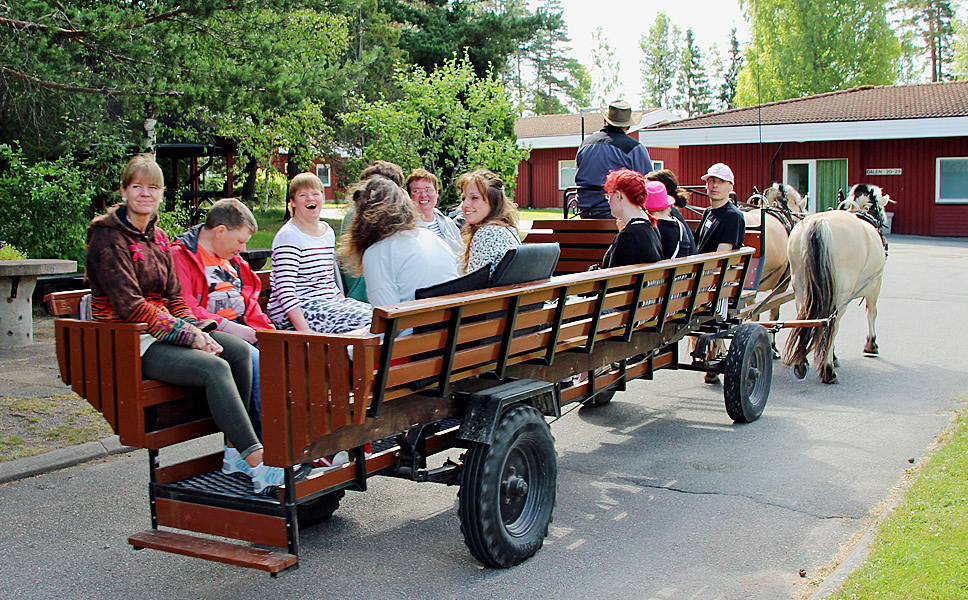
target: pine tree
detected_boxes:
[719,28,743,110]
[591,26,622,107]
[677,29,712,117]
[639,12,680,109]
[894,0,958,82]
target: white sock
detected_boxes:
[224,446,240,459]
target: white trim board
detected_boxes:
[636,116,968,146]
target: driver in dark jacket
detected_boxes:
[575,100,654,219]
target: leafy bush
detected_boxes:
[0,144,91,261]
[0,240,27,260]
[253,168,289,210]
[155,204,194,237]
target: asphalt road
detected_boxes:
[2,235,966,600]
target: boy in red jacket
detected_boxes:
[172,198,271,436]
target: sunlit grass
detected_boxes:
[829,409,968,599]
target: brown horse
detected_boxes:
[783,187,890,383]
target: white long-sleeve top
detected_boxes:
[362,228,460,307]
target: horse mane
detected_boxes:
[764,182,805,212]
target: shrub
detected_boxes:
[0,144,91,262]
[0,240,27,260]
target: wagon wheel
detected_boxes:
[458,405,557,568]
[583,388,616,407]
[723,324,772,423]
[297,490,344,529]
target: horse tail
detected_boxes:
[784,219,837,367]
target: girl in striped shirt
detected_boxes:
[268,173,372,334]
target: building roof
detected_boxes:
[647,81,968,130]
[638,81,968,146]
[516,110,653,138]
[515,108,678,149]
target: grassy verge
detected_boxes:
[0,394,113,462]
[827,408,968,598]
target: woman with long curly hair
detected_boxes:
[457,168,519,275]
[340,176,458,306]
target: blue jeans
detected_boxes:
[247,341,262,439]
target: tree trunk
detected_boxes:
[240,156,258,204]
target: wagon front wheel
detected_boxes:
[724,324,772,423]
[458,405,557,568]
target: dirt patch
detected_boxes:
[0,394,113,462]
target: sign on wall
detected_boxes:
[866,168,902,175]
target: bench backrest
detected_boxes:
[524,220,618,275]
[257,248,752,466]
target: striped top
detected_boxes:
[268,220,340,323]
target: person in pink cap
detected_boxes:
[644,180,697,260]
[599,169,662,268]
[695,162,745,254]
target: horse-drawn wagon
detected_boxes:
[47,222,775,575]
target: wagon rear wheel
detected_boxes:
[297,490,344,529]
[724,324,772,423]
[458,405,557,568]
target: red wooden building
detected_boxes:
[513,109,679,209]
[637,81,968,236]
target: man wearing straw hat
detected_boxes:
[574,100,654,219]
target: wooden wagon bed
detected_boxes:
[49,222,761,574]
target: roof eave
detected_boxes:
[637,116,968,146]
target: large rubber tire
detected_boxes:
[458,405,557,568]
[723,324,772,423]
[583,388,615,407]
[297,490,344,529]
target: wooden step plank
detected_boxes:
[128,530,297,574]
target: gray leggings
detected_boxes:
[142,331,261,458]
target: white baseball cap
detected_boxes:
[701,163,734,185]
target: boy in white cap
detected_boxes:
[695,163,745,254]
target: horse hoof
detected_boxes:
[821,365,838,384]
[704,372,720,385]
[864,344,879,355]
[793,362,809,381]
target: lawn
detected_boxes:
[826,407,968,599]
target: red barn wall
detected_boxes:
[678,137,968,236]
[514,145,681,210]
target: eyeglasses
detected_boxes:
[410,187,436,196]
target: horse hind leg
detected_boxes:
[818,318,841,384]
[863,289,880,355]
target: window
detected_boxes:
[936,158,968,204]
[558,160,577,190]
[316,163,332,187]
[783,159,847,212]
[651,160,664,171]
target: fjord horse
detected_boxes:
[783,188,889,383]
[742,184,808,354]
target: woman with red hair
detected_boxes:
[600,169,663,268]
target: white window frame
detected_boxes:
[783,159,817,212]
[936,157,968,204]
[652,160,664,171]
[316,163,332,187]
[558,159,577,190]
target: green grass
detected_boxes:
[829,409,968,599]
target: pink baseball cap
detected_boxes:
[701,163,735,184]
[644,181,674,211]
